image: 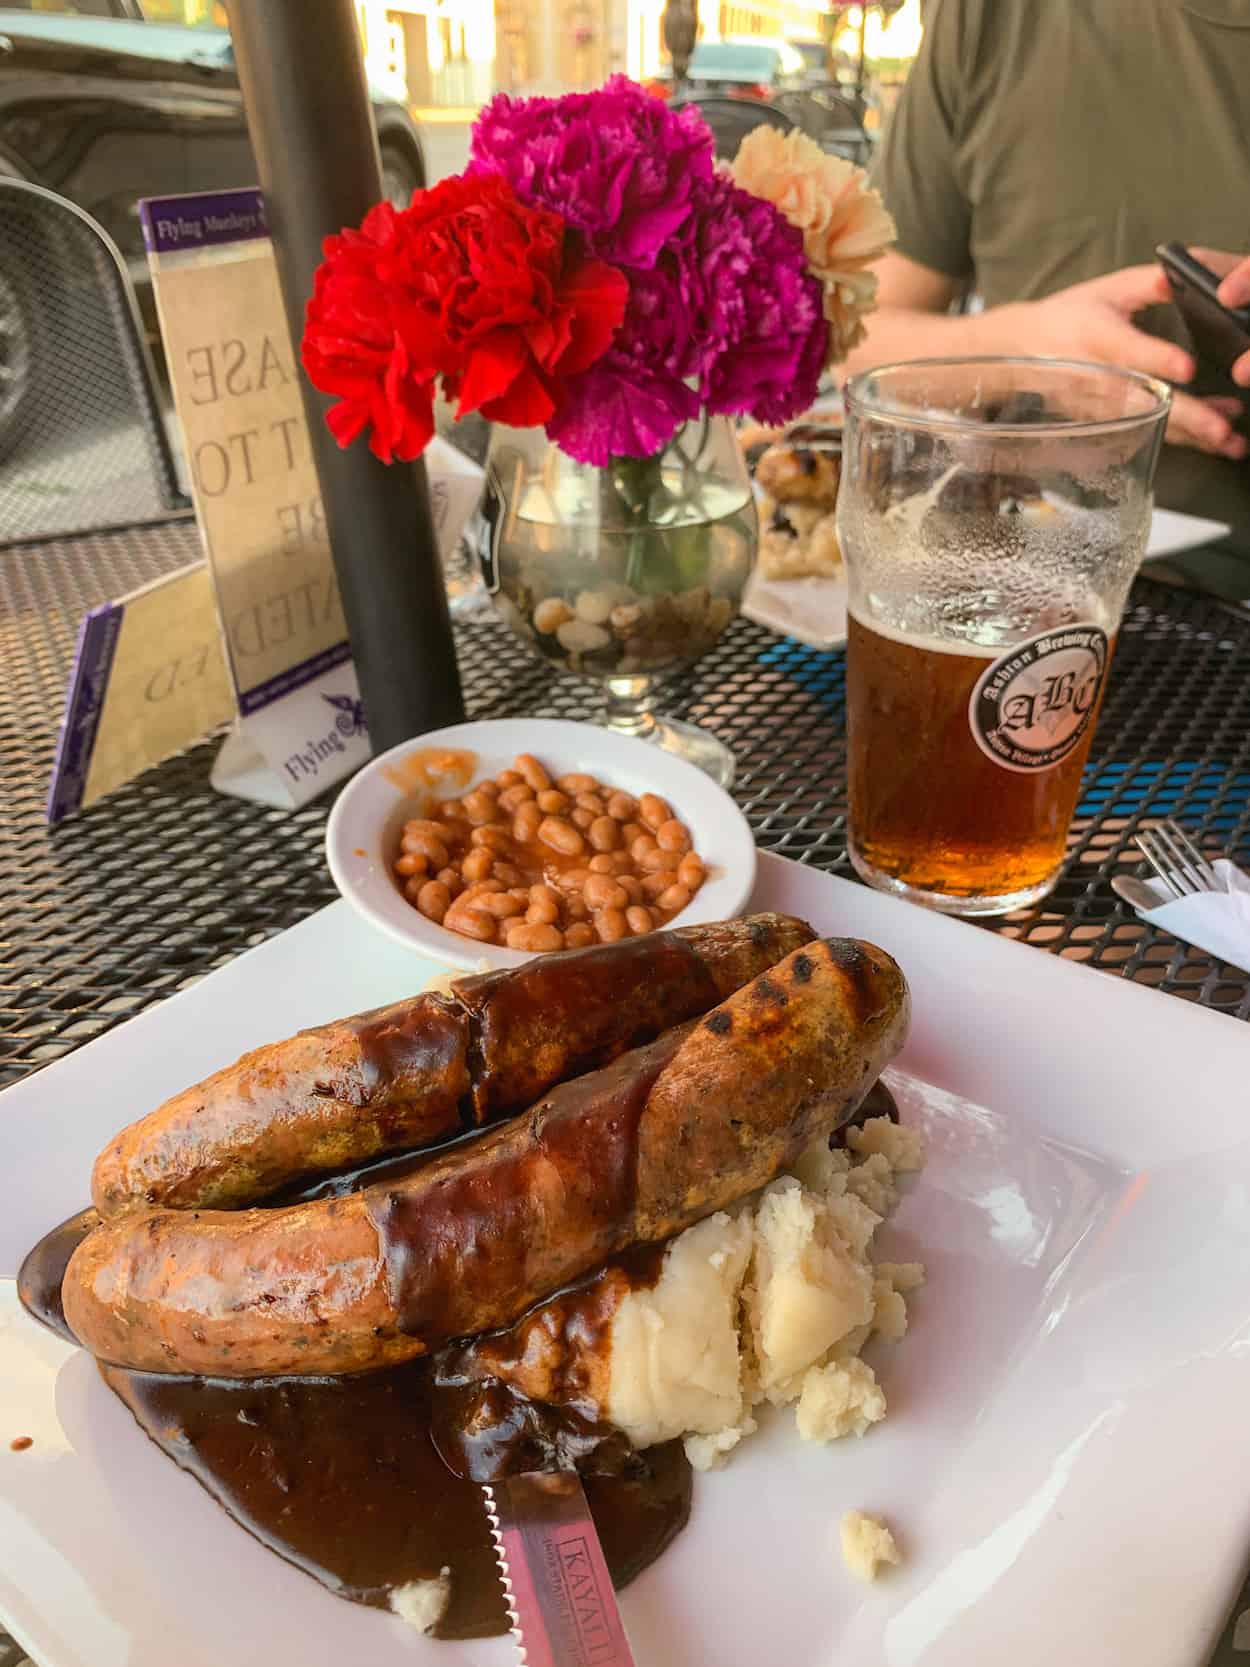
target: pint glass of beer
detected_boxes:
[838,358,1170,915]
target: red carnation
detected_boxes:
[301,175,628,463]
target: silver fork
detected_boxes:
[1133,820,1224,898]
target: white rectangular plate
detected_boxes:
[742,507,1233,649]
[3,853,1250,1667]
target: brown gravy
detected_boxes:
[99,1358,690,1641]
[17,1206,98,1343]
[271,1126,486,1202]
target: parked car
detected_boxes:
[788,37,832,86]
[658,38,808,100]
[0,0,425,441]
[0,2,425,265]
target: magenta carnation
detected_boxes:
[469,75,714,270]
[691,173,827,424]
[548,242,704,463]
[545,352,698,465]
[549,174,827,462]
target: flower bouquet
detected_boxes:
[303,78,893,779]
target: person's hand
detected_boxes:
[1186,248,1250,389]
[1164,392,1248,460]
[1007,266,1247,461]
[1021,264,1188,377]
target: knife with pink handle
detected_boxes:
[485,1471,639,1667]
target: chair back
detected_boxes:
[679,95,796,162]
[0,178,187,546]
[813,83,872,125]
[772,88,872,165]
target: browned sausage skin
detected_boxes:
[63,939,909,1378]
[91,913,815,1218]
[90,995,471,1219]
[456,913,816,1123]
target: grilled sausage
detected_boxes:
[90,913,814,1217]
[63,939,909,1378]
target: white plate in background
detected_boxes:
[3,854,1250,1667]
[742,506,1233,650]
[1144,507,1231,560]
[325,717,756,971]
[741,568,849,649]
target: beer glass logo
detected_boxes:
[969,625,1108,773]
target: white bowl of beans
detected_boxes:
[325,717,758,970]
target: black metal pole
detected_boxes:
[228,0,464,753]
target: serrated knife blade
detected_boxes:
[484,1471,638,1667]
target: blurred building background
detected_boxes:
[351,0,923,111]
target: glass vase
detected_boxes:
[478,417,756,786]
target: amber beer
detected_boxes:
[846,610,1115,906]
[839,356,1169,914]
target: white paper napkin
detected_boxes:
[1130,859,1250,973]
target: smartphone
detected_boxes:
[1156,241,1250,385]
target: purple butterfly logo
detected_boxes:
[323,692,367,737]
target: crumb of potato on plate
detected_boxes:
[840,1511,901,1581]
[390,1568,451,1633]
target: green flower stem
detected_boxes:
[606,426,719,595]
[609,452,666,515]
[609,452,668,592]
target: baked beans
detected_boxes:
[393,754,708,953]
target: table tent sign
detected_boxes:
[46,188,481,823]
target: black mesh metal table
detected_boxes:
[3,518,1249,1092]
[3,520,1250,1665]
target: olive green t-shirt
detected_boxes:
[871,0,1250,533]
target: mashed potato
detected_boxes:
[840,1511,901,1580]
[602,1112,926,1469]
[390,1569,451,1633]
[607,1209,754,1446]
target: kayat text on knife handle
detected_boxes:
[484,1471,638,1667]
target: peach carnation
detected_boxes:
[730,126,895,362]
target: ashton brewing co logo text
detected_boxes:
[969,625,1109,773]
